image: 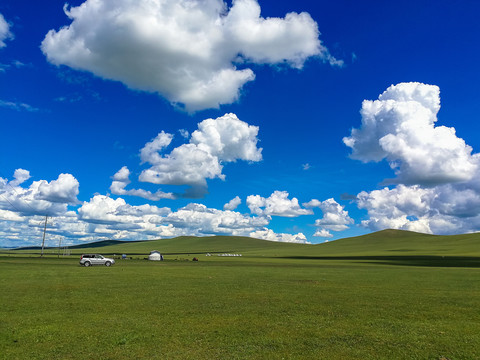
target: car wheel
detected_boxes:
[84,261,91,267]
[105,261,111,267]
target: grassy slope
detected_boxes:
[2,230,480,359]
[45,229,480,258]
[1,255,479,359]
[310,229,480,257]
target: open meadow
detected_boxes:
[1,230,479,359]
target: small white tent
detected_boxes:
[148,250,163,261]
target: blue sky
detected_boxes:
[1,0,480,248]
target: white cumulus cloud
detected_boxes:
[138,113,262,198]
[140,131,174,165]
[345,82,480,235]
[224,196,241,211]
[41,0,339,111]
[78,194,170,225]
[305,198,353,236]
[357,185,434,233]
[250,228,308,243]
[0,209,23,222]
[247,190,312,217]
[357,181,480,235]
[37,173,80,204]
[164,203,268,236]
[0,170,79,216]
[190,113,262,162]
[313,229,333,238]
[110,166,175,200]
[343,82,479,186]
[305,198,354,232]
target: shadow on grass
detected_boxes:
[280,255,480,268]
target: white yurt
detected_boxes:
[148,250,163,261]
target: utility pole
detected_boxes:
[57,237,62,258]
[41,215,48,257]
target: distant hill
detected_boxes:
[315,229,480,257]
[66,235,295,255]
[16,239,146,251]
[12,229,480,258]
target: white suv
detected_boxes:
[80,254,115,267]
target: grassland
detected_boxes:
[1,230,479,359]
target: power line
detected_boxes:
[0,173,54,249]
[0,170,38,213]
[0,193,23,213]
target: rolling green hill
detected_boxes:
[310,229,480,257]
[67,235,300,255]
[21,229,479,258]
[2,230,480,358]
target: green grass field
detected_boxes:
[1,230,479,359]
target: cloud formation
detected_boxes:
[137,113,262,198]
[224,196,241,211]
[250,228,308,243]
[78,194,170,224]
[247,191,312,217]
[0,100,40,112]
[304,198,353,237]
[343,82,479,186]
[0,170,341,247]
[0,14,12,48]
[312,229,333,238]
[164,203,268,235]
[357,181,480,235]
[348,83,480,235]
[0,169,79,216]
[41,0,340,111]
[110,166,175,200]
[76,195,271,240]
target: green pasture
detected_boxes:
[1,230,479,359]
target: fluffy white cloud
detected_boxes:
[164,203,268,235]
[247,190,312,217]
[140,131,173,165]
[0,170,79,216]
[357,182,480,235]
[138,113,262,198]
[0,209,23,222]
[357,185,434,233]
[224,196,241,211]
[250,228,308,243]
[76,195,270,240]
[344,82,479,186]
[139,143,222,198]
[0,14,12,48]
[9,169,31,186]
[37,173,80,204]
[305,198,353,237]
[190,114,262,162]
[305,198,354,232]
[110,166,175,200]
[344,82,480,235]
[313,229,333,238]
[2,183,312,247]
[78,195,170,224]
[41,0,339,111]
[0,170,83,247]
